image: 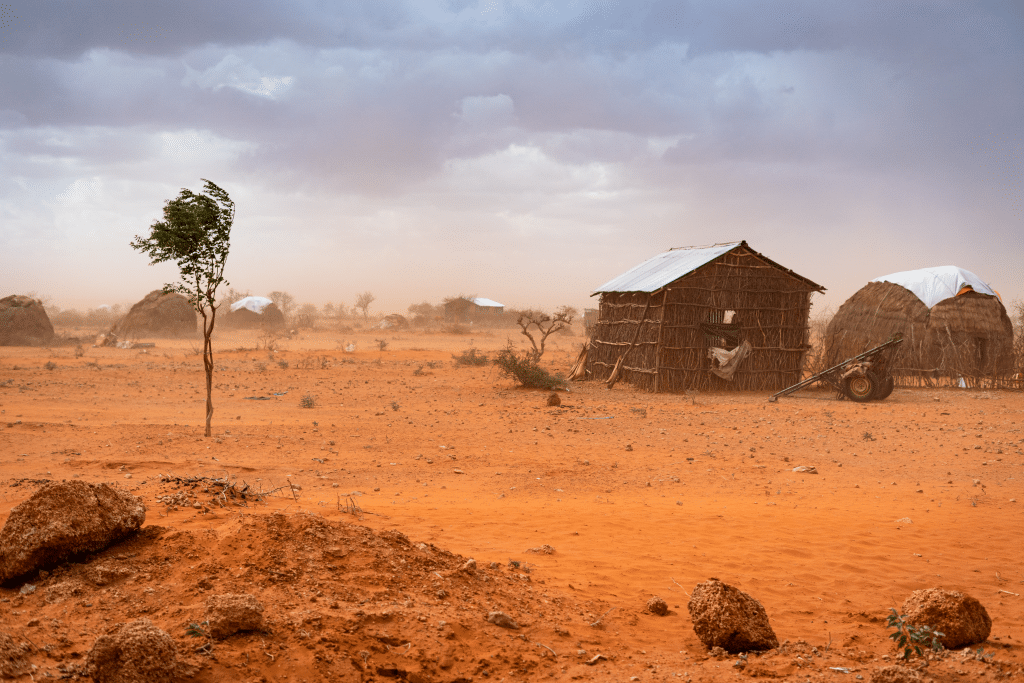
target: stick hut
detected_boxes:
[825,270,1014,386]
[585,241,824,392]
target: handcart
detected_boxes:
[769,334,904,403]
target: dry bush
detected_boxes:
[803,306,835,377]
[493,341,566,390]
[1012,299,1024,373]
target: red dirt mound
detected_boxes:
[0,295,55,346]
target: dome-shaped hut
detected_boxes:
[221,296,286,330]
[112,290,198,338]
[0,295,55,346]
[825,267,1013,383]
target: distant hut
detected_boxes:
[113,290,197,338]
[825,266,1013,383]
[221,296,286,330]
[585,241,824,392]
[0,295,55,346]
[444,297,505,324]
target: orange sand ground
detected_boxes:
[1,328,1022,682]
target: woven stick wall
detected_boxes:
[587,247,817,392]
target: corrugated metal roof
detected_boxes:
[592,242,743,293]
[472,297,504,308]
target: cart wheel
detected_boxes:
[874,374,895,400]
[844,372,878,402]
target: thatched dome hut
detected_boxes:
[221,296,285,330]
[925,292,1013,377]
[113,290,197,338]
[825,267,1013,382]
[822,282,930,370]
[0,295,56,346]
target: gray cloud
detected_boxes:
[0,0,1021,312]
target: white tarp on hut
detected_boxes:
[872,266,997,309]
[230,296,274,314]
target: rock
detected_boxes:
[871,664,922,683]
[901,588,991,649]
[486,611,519,629]
[792,466,818,474]
[0,632,32,678]
[546,392,561,407]
[525,545,556,554]
[459,558,477,573]
[687,578,779,653]
[0,481,146,582]
[86,618,180,683]
[0,295,55,346]
[647,596,669,616]
[206,594,265,639]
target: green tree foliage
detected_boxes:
[130,179,233,437]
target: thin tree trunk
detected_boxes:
[203,306,215,437]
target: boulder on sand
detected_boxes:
[687,578,779,653]
[86,618,182,683]
[0,295,55,346]
[901,588,991,650]
[206,593,265,638]
[0,481,146,582]
[113,290,197,338]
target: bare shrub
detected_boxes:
[1012,299,1024,374]
[300,393,317,408]
[452,348,489,366]
[803,305,834,377]
[516,306,576,359]
[493,341,566,390]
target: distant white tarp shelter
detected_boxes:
[230,296,274,314]
[471,297,504,308]
[872,266,998,309]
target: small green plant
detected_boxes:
[390,400,400,411]
[185,621,209,638]
[863,431,875,441]
[492,341,566,390]
[452,348,489,366]
[885,608,944,661]
[300,393,317,409]
[277,360,289,369]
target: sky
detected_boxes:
[1,0,1022,318]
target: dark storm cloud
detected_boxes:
[1,1,1021,309]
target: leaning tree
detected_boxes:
[131,179,234,437]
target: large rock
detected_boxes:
[687,578,779,653]
[0,481,146,582]
[0,295,55,346]
[206,593,264,639]
[901,588,991,649]
[86,618,180,683]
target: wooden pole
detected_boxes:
[607,297,653,389]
